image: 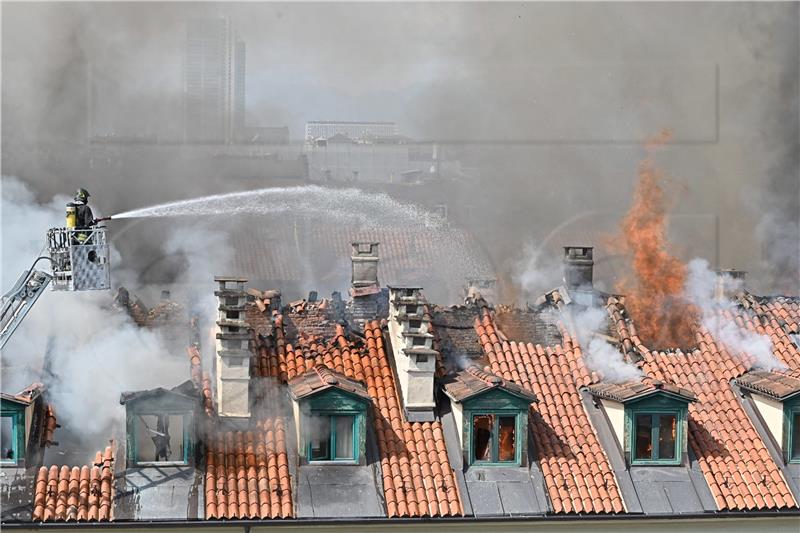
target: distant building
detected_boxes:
[184,18,245,143]
[305,135,421,183]
[305,121,398,141]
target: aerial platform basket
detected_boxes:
[46,226,111,291]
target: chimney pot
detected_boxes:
[563,246,594,291]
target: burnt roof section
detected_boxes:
[442,365,538,403]
[1,383,44,405]
[118,380,198,404]
[735,370,800,401]
[288,364,371,401]
[586,378,697,403]
[431,305,484,361]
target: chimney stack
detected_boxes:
[387,286,437,422]
[213,276,251,419]
[714,269,746,301]
[348,242,385,329]
[351,242,380,290]
[563,246,594,291]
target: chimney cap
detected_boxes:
[563,246,594,258]
[716,268,747,279]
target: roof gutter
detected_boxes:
[3,510,800,529]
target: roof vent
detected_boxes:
[563,246,594,291]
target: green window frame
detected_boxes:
[468,412,521,466]
[784,400,800,464]
[1,410,23,466]
[131,411,192,466]
[628,408,683,465]
[306,413,358,463]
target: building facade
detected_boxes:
[184,18,245,143]
[305,121,398,140]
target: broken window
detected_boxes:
[631,411,680,464]
[134,413,188,464]
[307,414,356,462]
[1,415,17,464]
[471,414,517,464]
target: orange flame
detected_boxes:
[614,130,698,349]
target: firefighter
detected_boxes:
[72,188,96,243]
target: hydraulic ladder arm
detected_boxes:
[0,266,53,350]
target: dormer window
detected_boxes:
[587,379,696,467]
[735,370,800,464]
[0,412,20,465]
[787,403,800,463]
[132,412,190,465]
[120,382,198,467]
[307,414,356,462]
[631,410,681,465]
[443,366,537,467]
[472,414,518,463]
[289,365,371,465]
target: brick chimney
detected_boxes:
[348,242,385,329]
[387,286,437,422]
[213,276,250,419]
[464,277,497,304]
[563,246,594,291]
[714,269,746,301]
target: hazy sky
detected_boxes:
[2,2,798,293]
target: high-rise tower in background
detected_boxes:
[184,18,245,143]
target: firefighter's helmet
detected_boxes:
[75,188,90,202]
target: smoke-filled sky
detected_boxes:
[2,1,798,296]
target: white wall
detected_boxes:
[752,394,785,449]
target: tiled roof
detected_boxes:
[1,382,44,405]
[187,345,215,417]
[586,378,697,403]
[230,218,493,298]
[735,369,800,401]
[442,365,538,403]
[41,404,59,446]
[204,419,293,520]
[474,311,626,514]
[268,320,463,517]
[288,364,370,401]
[32,446,115,522]
[607,297,798,511]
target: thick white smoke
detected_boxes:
[685,258,785,371]
[570,306,642,383]
[1,177,219,457]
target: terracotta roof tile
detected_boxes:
[735,369,800,401]
[41,403,60,447]
[32,445,115,522]
[288,364,371,401]
[442,365,538,403]
[475,310,626,514]
[607,297,798,511]
[268,318,462,518]
[204,420,293,520]
[586,377,696,403]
